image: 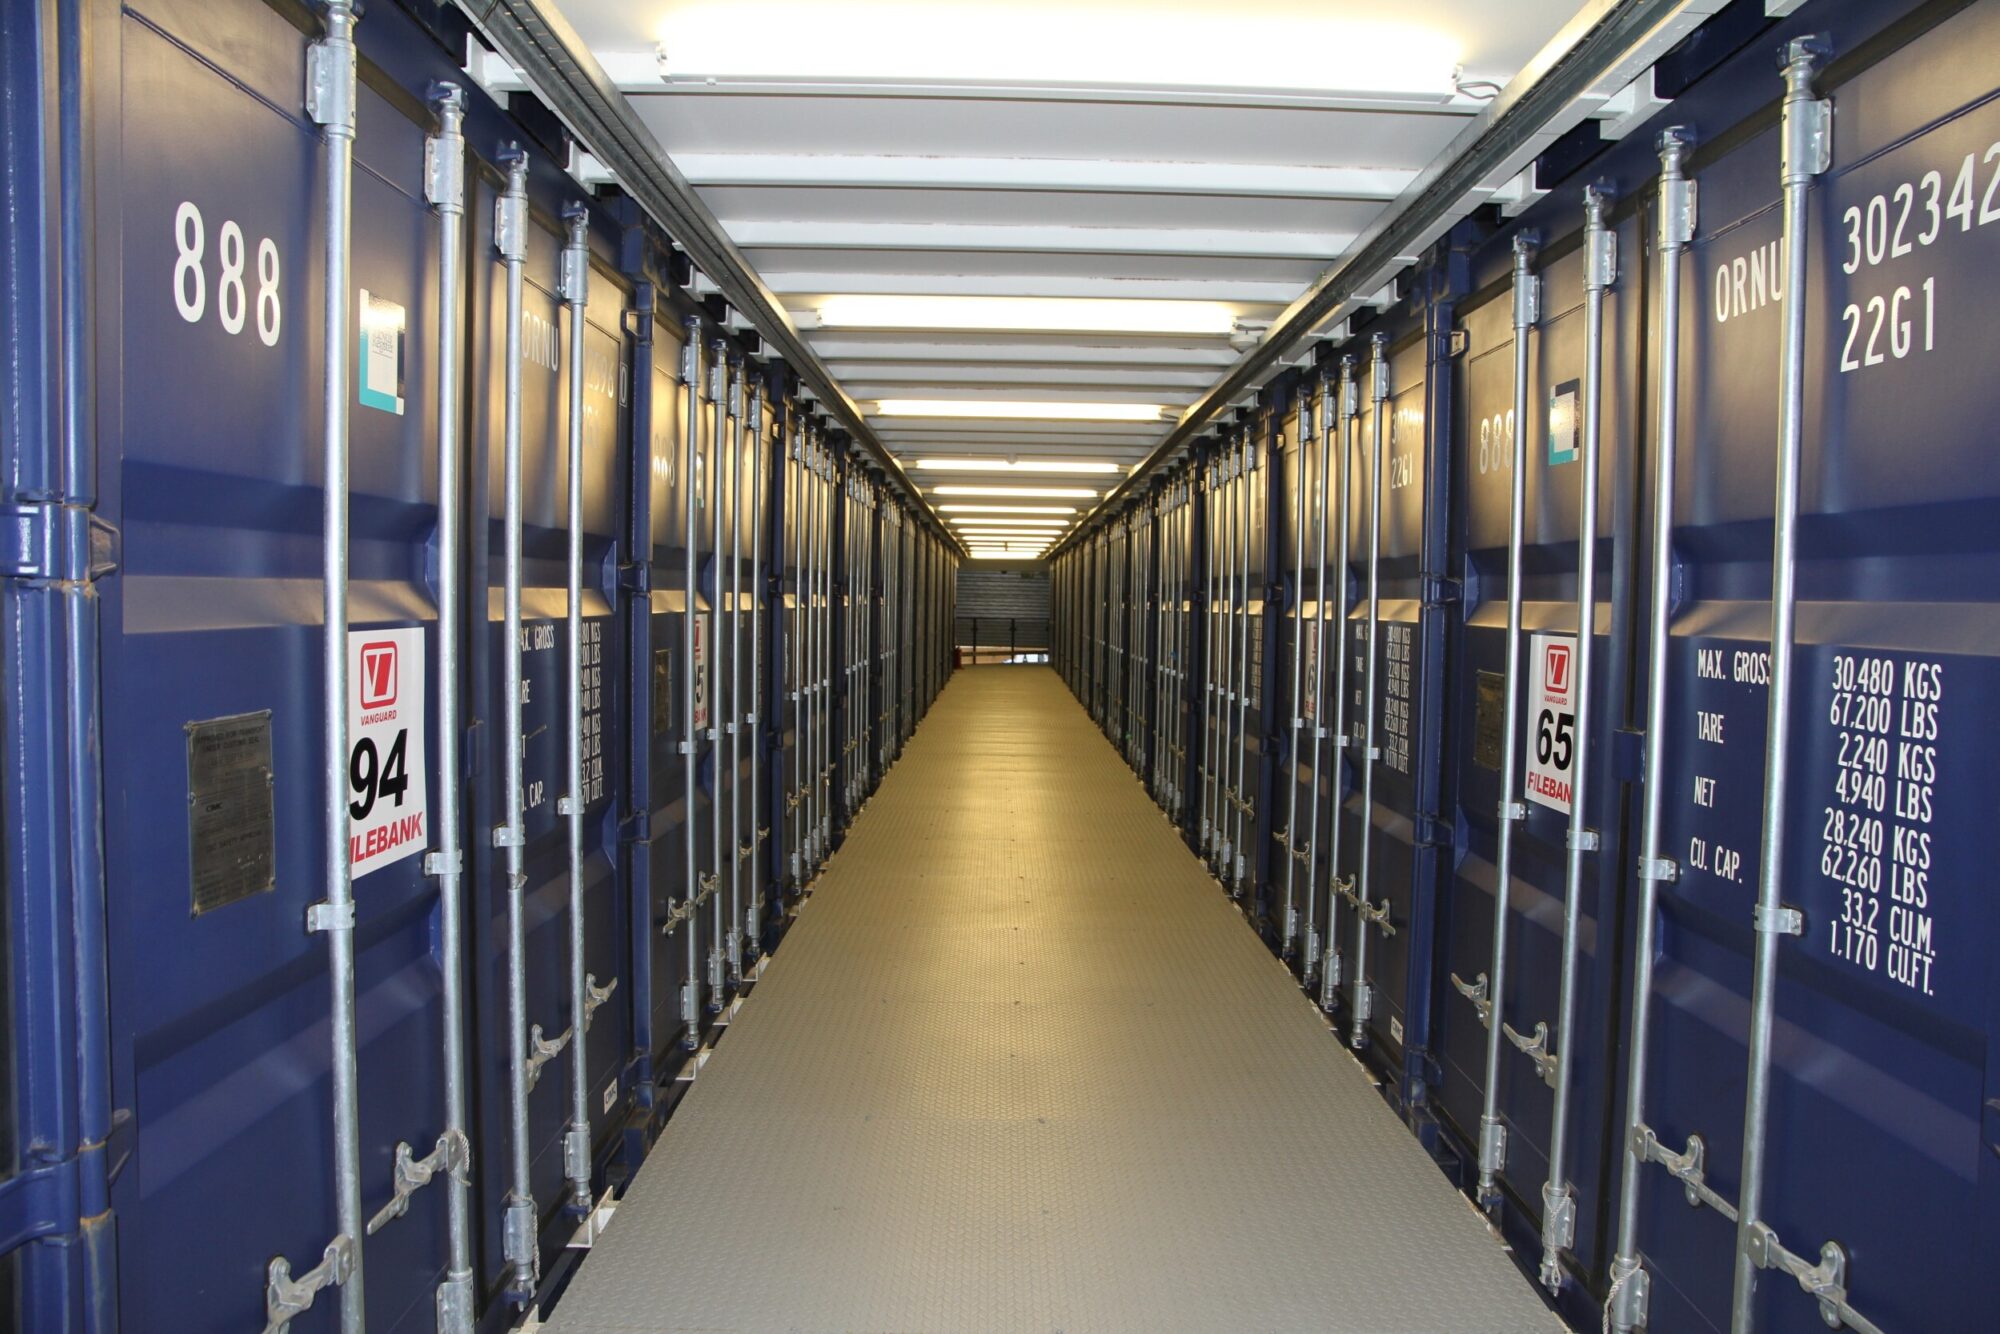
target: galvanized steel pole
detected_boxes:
[747,385,765,961]
[726,364,744,984]
[1607,126,1696,1334]
[1224,434,1240,896]
[1732,40,1828,1334]
[1347,338,1390,1047]
[494,147,537,1303]
[559,207,594,1214]
[681,328,705,1043]
[1303,374,1335,986]
[309,3,364,1325]
[708,345,728,1000]
[1321,358,1357,1014]
[1476,235,1540,1200]
[1541,186,1615,1289]
[424,81,475,1334]
[1281,394,1310,954]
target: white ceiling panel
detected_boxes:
[628,94,1471,166]
[546,0,1595,482]
[701,186,1390,234]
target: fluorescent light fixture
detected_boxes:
[652,5,1461,99]
[917,458,1123,474]
[950,519,1071,528]
[820,296,1233,336]
[932,486,1098,499]
[937,504,1077,515]
[968,552,1047,560]
[877,400,1162,423]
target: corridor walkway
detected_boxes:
[549,667,1561,1333]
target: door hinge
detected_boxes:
[1,502,118,583]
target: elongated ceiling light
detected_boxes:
[652,5,1461,99]
[950,518,1071,527]
[918,458,1122,474]
[937,504,1077,515]
[932,485,1097,499]
[877,400,1162,423]
[967,552,1047,560]
[820,296,1233,336]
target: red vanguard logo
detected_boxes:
[1543,642,1571,703]
[360,641,399,708]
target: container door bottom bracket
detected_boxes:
[567,1187,619,1251]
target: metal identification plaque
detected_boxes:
[186,710,275,915]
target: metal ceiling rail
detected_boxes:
[1050,0,1694,557]
[457,0,966,554]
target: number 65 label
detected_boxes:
[348,627,428,876]
[1526,632,1577,814]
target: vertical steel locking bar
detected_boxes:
[807,435,823,869]
[1168,493,1180,797]
[1303,374,1335,985]
[494,148,539,1302]
[1200,462,1216,856]
[788,418,804,887]
[1162,508,1169,779]
[746,386,765,957]
[286,4,367,1326]
[1607,127,1696,1334]
[1733,41,1829,1334]
[558,207,594,1214]
[1201,461,1219,853]
[1228,439,1245,877]
[812,439,825,867]
[1168,496,1176,800]
[843,475,854,804]
[1541,187,1615,1288]
[797,429,813,875]
[1474,236,1540,1193]
[816,444,832,862]
[707,346,728,1001]
[1348,336,1390,1048]
[725,365,743,983]
[423,82,476,1334]
[1220,440,1241,880]
[680,328,704,1043]
[1232,429,1253,894]
[1328,354,1360,1000]
[1281,394,1310,953]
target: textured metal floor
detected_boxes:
[549,667,1563,1333]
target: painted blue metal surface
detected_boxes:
[1058,6,2000,1331]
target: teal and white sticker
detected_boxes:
[358,289,406,415]
[1547,379,1579,465]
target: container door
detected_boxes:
[99,0,455,1323]
[1438,222,1645,1284]
[1636,8,2000,1327]
[466,149,630,1296]
[1338,334,1435,1081]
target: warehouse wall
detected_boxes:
[955,566,1052,659]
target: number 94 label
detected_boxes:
[349,627,429,877]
